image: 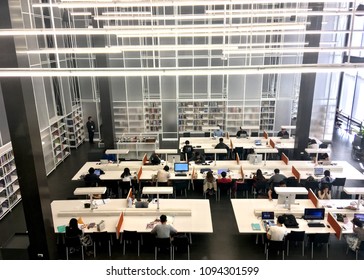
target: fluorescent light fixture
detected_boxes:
[223,47,364,55]
[0,64,363,77]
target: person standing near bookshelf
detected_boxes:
[86,116,96,144]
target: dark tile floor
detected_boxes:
[0,127,363,260]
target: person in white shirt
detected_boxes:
[151,215,177,238]
[120,167,134,186]
[156,165,170,184]
[267,216,287,241]
[213,125,224,137]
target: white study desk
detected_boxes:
[51,198,213,234]
[142,187,174,209]
[154,149,178,161]
[269,137,295,150]
[105,149,129,166]
[72,161,143,181]
[231,199,334,235]
[179,136,230,150]
[230,137,269,149]
[343,187,364,210]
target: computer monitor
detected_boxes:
[281,134,290,139]
[248,154,263,164]
[354,213,364,223]
[174,162,189,173]
[304,208,325,221]
[314,167,324,176]
[217,168,229,175]
[167,154,181,164]
[277,193,296,207]
[255,139,262,146]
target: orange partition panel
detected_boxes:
[281,153,289,165]
[269,139,275,148]
[236,153,240,164]
[327,212,342,240]
[116,212,124,240]
[308,188,319,207]
[137,166,143,181]
[142,153,148,165]
[291,166,301,182]
[240,166,244,179]
[263,131,268,139]
[127,188,133,199]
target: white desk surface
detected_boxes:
[179,137,229,150]
[231,199,334,234]
[142,187,173,195]
[72,161,142,181]
[281,125,296,130]
[74,187,107,195]
[269,137,295,149]
[254,148,278,154]
[204,148,228,154]
[139,170,193,181]
[105,149,129,154]
[51,199,213,234]
[230,137,269,149]
[305,148,331,154]
[343,187,364,195]
[193,166,243,180]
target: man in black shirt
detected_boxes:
[84,167,101,187]
[214,138,230,159]
[182,140,194,161]
[277,128,289,138]
[86,116,96,144]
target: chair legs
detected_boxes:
[155,246,172,260]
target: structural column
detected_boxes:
[0,1,56,259]
[293,2,324,159]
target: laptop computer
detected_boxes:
[261,211,275,222]
[281,134,290,139]
[354,213,364,223]
[255,140,262,146]
[217,168,229,175]
[314,167,324,176]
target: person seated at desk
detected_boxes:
[101,149,117,162]
[319,170,334,187]
[151,214,178,239]
[267,169,286,188]
[190,151,206,164]
[182,140,194,161]
[66,218,83,238]
[318,152,330,161]
[236,127,248,138]
[121,167,135,189]
[277,128,289,138]
[318,184,331,199]
[213,125,224,137]
[252,169,267,195]
[66,218,93,255]
[84,167,101,187]
[268,180,286,201]
[217,171,236,196]
[203,170,217,196]
[214,137,230,159]
[156,165,171,185]
[266,216,287,241]
[149,152,161,165]
[345,218,364,251]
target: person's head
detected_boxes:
[123,167,131,175]
[185,140,190,145]
[279,180,286,187]
[221,171,227,178]
[69,218,78,228]
[274,168,280,174]
[88,167,95,174]
[324,170,330,177]
[206,170,214,181]
[256,169,263,177]
[321,184,330,193]
[277,216,285,225]
[160,214,167,223]
[219,137,224,143]
[217,125,221,130]
[88,116,92,121]
[163,165,170,172]
[281,128,286,132]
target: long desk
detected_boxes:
[51,198,213,234]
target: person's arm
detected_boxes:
[266,227,272,240]
[326,191,331,200]
[318,191,324,199]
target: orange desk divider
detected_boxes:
[291,166,301,182]
[226,132,229,139]
[116,212,124,240]
[230,139,233,149]
[127,188,133,199]
[263,131,268,139]
[327,212,342,240]
[142,153,148,165]
[281,153,289,165]
[240,166,244,179]
[269,139,275,148]
[236,153,240,164]
[308,189,319,208]
[137,166,143,181]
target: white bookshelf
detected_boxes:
[66,105,85,148]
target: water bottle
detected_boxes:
[127,197,133,208]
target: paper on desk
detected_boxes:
[94,198,110,206]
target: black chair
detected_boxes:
[217,182,233,201]
[236,181,250,198]
[119,181,133,198]
[65,235,84,260]
[92,231,112,258]
[172,235,190,260]
[173,180,188,198]
[346,240,364,260]
[265,239,285,260]
[251,132,259,137]
[254,181,268,198]
[154,237,172,260]
[308,232,330,259]
[331,177,346,199]
[286,177,298,187]
[183,132,190,137]
[122,230,141,256]
[286,231,305,257]
[204,132,210,137]
[305,181,319,195]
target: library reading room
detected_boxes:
[0,0,364,261]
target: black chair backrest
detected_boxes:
[286,177,298,187]
[65,235,81,247]
[286,231,305,241]
[319,143,328,148]
[218,181,233,191]
[183,132,190,137]
[172,235,189,249]
[173,180,188,190]
[251,132,259,137]
[332,177,346,186]
[204,132,210,137]
[155,237,171,249]
[268,240,285,251]
[123,230,139,242]
[313,233,330,244]
[256,181,268,192]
